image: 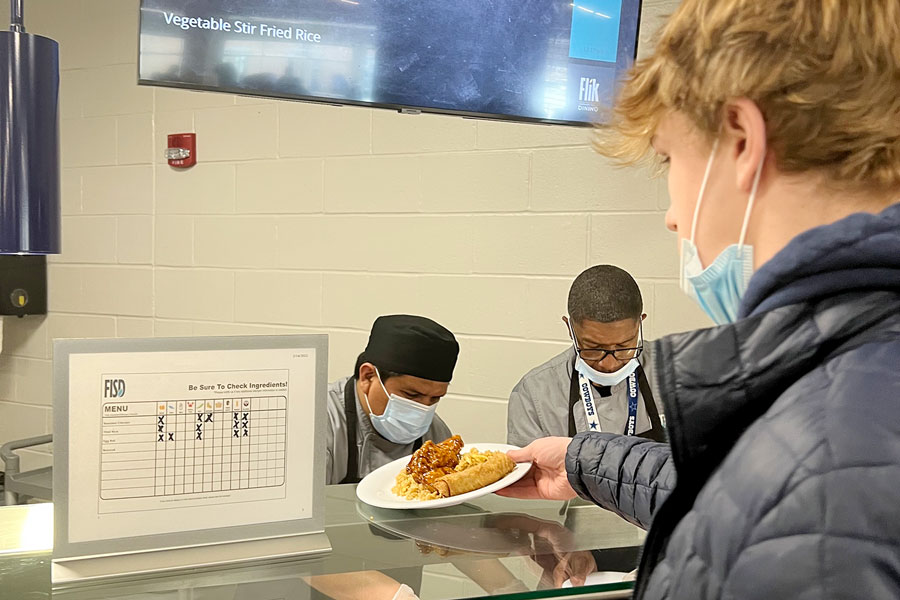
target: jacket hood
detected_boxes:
[739,202,900,318]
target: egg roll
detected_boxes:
[432,452,516,497]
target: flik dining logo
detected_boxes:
[578,77,600,102]
[568,67,614,115]
[103,378,126,398]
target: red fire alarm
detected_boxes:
[166,133,196,168]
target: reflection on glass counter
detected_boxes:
[0,485,642,599]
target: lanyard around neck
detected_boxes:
[576,370,639,435]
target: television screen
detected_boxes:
[138,0,643,126]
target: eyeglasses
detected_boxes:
[567,320,644,362]
[576,345,643,362]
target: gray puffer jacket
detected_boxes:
[565,203,900,599]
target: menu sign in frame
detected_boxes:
[52,335,330,584]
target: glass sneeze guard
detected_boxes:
[0,485,643,600]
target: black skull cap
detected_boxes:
[360,314,459,383]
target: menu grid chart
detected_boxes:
[101,397,286,501]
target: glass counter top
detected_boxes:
[0,485,643,600]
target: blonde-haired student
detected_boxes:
[500,1,900,598]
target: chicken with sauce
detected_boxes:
[406,435,464,486]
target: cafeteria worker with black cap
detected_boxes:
[325,314,460,485]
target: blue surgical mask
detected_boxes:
[362,369,437,444]
[680,139,764,325]
[575,355,639,387]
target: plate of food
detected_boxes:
[356,436,532,509]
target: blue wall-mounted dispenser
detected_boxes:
[0,0,60,255]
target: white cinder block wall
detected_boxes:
[0,0,700,471]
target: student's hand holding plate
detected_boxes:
[495,437,577,501]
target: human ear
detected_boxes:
[723,98,768,193]
[562,315,576,342]
[357,363,376,395]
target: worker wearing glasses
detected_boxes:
[507,265,665,447]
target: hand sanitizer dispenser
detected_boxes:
[0,255,47,317]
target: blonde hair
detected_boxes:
[596,0,900,190]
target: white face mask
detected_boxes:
[575,355,640,387]
[679,138,765,325]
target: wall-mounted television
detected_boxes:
[138,0,643,127]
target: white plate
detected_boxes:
[356,443,532,509]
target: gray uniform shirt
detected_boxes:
[325,376,453,485]
[506,346,663,447]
